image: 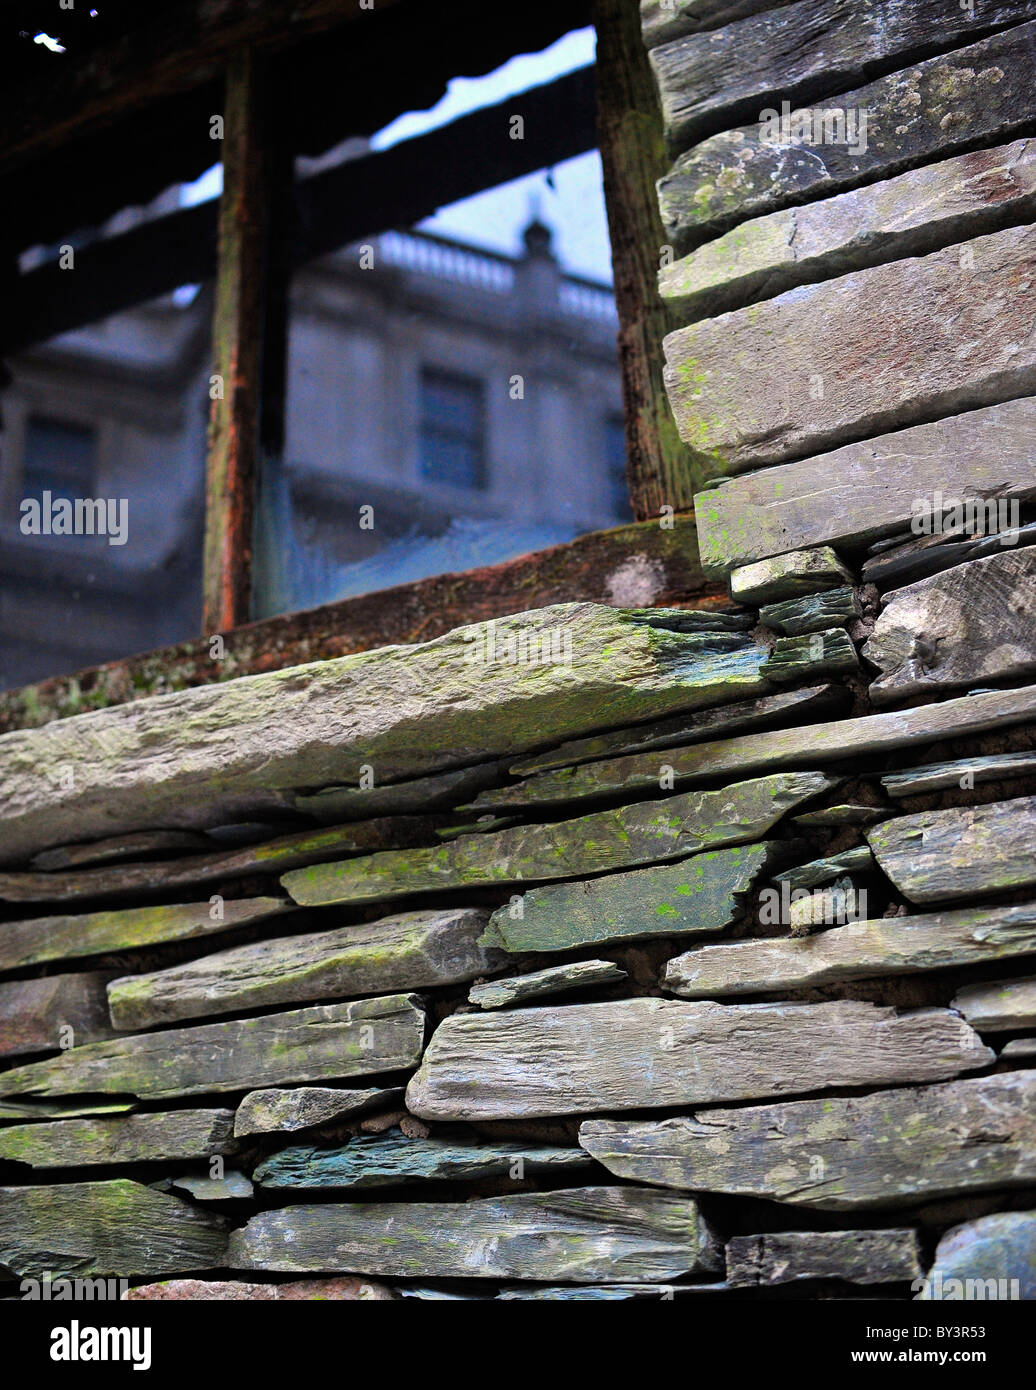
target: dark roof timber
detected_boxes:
[1,0,591,256]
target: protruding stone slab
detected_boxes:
[0,604,778,866]
[0,971,113,1059]
[469,960,626,1009]
[693,397,1036,578]
[0,896,292,971]
[578,1071,1036,1210]
[730,549,852,605]
[868,797,1036,904]
[106,907,495,1030]
[509,685,847,776]
[664,226,1036,475]
[480,842,784,954]
[759,588,861,636]
[772,845,875,890]
[881,751,1036,798]
[0,1110,235,1169]
[663,902,1036,997]
[169,1172,253,1202]
[406,998,990,1120]
[253,1132,594,1189]
[294,763,508,823]
[229,1187,723,1282]
[470,687,1036,813]
[0,1180,229,1278]
[917,1211,1036,1300]
[125,1276,399,1300]
[641,0,782,51]
[658,23,1036,250]
[0,995,426,1102]
[31,829,211,871]
[234,1086,403,1138]
[0,819,428,906]
[760,628,859,683]
[281,772,833,908]
[865,549,1036,704]
[1000,1038,1036,1062]
[726,1230,923,1287]
[651,0,1033,155]
[952,977,1036,1032]
[659,139,1036,318]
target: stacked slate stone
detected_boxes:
[0,582,1032,1298]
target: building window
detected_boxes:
[23,417,98,501]
[604,415,632,520]
[418,368,486,490]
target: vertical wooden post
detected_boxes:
[203,47,269,633]
[593,0,697,520]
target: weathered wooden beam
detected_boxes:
[229,1187,723,1281]
[203,48,267,632]
[405,998,990,1120]
[0,605,766,866]
[0,520,719,736]
[578,1071,1036,1210]
[5,66,598,356]
[593,0,694,517]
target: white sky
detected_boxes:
[182,26,611,284]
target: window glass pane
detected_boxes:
[22,417,98,501]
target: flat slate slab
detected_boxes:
[31,829,212,871]
[468,960,626,1009]
[881,751,1036,798]
[867,796,1036,904]
[663,225,1036,475]
[125,1276,399,1300]
[229,1187,723,1282]
[692,397,1036,578]
[758,587,861,636]
[0,1180,229,1279]
[917,1211,1036,1300]
[659,138,1036,319]
[0,818,430,906]
[0,1110,235,1169]
[480,842,785,954]
[726,1230,923,1287]
[234,1086,403,1138]
[0,995,425,1102]
[293,762,508,823]
[0,971,113,1059]
[772,845,875,890]
[650,0,1032,154]
[509,685,848,776]
[760,628,859,683]
[865,549,1036,703]
[663,901,1036,997]
[657,22,1036,250]
[578,1071,1036,1210]
[729,548,852,605]
[472,686,1036,811]
[405,998,990,1120]
[253,1131,594,1189]
[0,896,293,971]
[106,906,495,1030]
[0,603,777,866]
[952,977,1036,1032]
[281,772,833,908]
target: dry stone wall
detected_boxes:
[0,0,1035,1301]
